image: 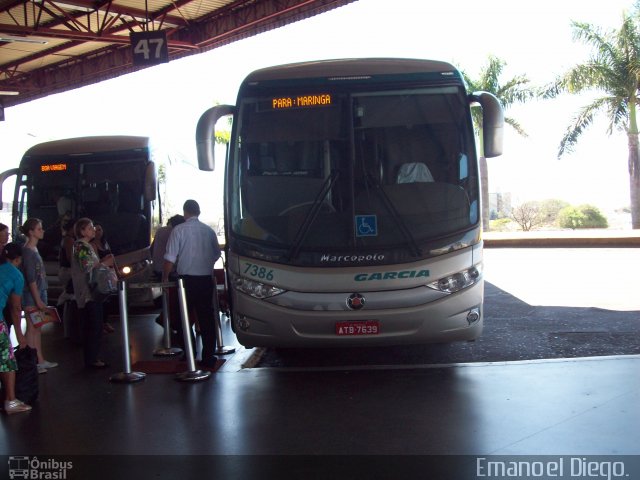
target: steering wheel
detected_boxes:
[278,201,335,216]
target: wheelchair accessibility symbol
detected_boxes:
[355,215,378,237]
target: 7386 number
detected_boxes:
[243,263,275,281]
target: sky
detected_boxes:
[0,0,636,224]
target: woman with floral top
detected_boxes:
[90,223,115,334]
[70,218,115,369]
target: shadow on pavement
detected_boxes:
[255,282,640,368]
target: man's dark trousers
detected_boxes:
[180,274,217,362]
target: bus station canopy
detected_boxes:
[0,0,355,109]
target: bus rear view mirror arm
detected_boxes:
[470,91,504,158]
[196,105,236,171]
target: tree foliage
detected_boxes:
[460,56,537,231]
[557,204,609,229]
[510,201,545,231]
[214,104,233,144]
[462,56,536,138]
[215,130,230,144]
[545,11,640,228]
[539,199,571,224]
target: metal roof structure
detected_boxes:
[0,0,356,109]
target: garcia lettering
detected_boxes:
[354,269,430,281]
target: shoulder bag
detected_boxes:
[89,264,119,298]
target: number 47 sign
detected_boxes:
[131,31,169,66]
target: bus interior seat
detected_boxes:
[396,162,434,183]
[381,125,444,184]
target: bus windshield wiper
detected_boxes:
[366,174,422,257]
[287,170,340,261]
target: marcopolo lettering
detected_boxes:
[354,269,430,281]
[320,253,385,263]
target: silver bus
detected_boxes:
[0,136,162,304]
[196,58,504,347]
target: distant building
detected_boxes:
[488,192,512,220]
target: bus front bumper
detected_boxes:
[232,281,484,348]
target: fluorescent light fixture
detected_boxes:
[0,35,48,45]
[0,91,20,95]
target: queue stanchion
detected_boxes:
[174,278,211,382]
[214,314,235,355]
[110,279,146,383]
[153,285,182,357]
[213,274,235,356]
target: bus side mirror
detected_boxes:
[144,162,157,202]
[470,91,504,158]
[0,168,18,210]
[196,105,236,171]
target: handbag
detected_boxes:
[15,346,39,405]
[89,264,119,297]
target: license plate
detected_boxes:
[335,321,379,336]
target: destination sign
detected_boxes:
[271,94,332,109]
[41,163,67,172]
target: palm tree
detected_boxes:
[461,56,536,231]
[546,12,640,229]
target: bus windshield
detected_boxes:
[16,148,150,262]
[230,86,478,259]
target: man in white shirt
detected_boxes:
[163,200,221,367]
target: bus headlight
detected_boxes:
[234,277,285,299]
[427,264,482,294]
[118,259,150,278]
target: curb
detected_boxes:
[483,235,640,248]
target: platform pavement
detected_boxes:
[1,234,638,477]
